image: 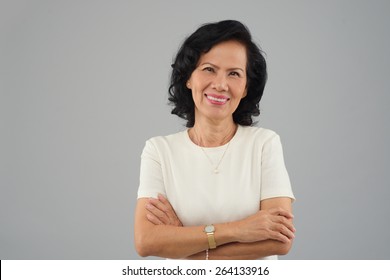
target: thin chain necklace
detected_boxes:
[193,126,236,174]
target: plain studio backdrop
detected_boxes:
[1,0,389,260]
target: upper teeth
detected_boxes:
[207,95,227,102]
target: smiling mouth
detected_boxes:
[205,94,230,105]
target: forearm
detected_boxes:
[186,239,292,260]
[135,199,238,259]
[136,224,206,259]
[136,197,295,259]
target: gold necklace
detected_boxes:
[193,126,235,174]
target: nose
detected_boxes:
[212,75,228,91]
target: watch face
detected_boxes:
[205,225,215,233]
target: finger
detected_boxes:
[273,215,296,233]
[157,194,177,214]
[146,202,167,220]
[149,196,183,226]
[150,197,177,222]
[157,194,183,226]
[148,198,172,220]
[275,224,295,240]
[270,230,291,243]
[146,213,163,225]
[145,203,169,224]
[148,197,169,213]
[157,193,169,204]
[151,196,172,215]
[269,207,294,219]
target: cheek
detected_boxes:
[192,72,213,88]
[232,83,247,98]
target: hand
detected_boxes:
[235,207,295,244]
[145,194,183,227]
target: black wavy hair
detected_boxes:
[168,20,267,127]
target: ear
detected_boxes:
[186,80,192,89]
[242,88,247,98]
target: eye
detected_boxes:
[229,71,240,77]
[203,66,214,72]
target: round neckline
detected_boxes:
[184,125,242,150]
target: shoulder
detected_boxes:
[238,125,280,144]
[146,130,186,146]
[143,130,187,156]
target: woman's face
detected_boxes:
[187,40,247,124]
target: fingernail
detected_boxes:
[145,204,152,209]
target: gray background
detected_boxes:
[1,0,389,259]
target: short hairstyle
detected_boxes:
[168,20,267,127]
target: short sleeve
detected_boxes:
[137,139,166,199]
[260,134,295,201]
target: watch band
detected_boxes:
[206,232,217,249]
[204,225,217,249]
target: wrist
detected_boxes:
[204,225,217,249]
[214,221,239,245]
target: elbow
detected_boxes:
[135,230,183,259]
[135,243,150,258]
[274,240,293,256]
[135,232,154,257]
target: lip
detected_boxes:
[205,93,230,105]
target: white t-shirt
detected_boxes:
[137,125,295,259]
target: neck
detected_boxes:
[190,117,237,147]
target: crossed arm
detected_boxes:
[134,195,295,260]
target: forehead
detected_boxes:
[198,40,247,68]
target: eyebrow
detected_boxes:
[200,62,245,73]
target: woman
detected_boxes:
[134,20,295,260]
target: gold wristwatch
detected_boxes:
[204,224,216,249]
